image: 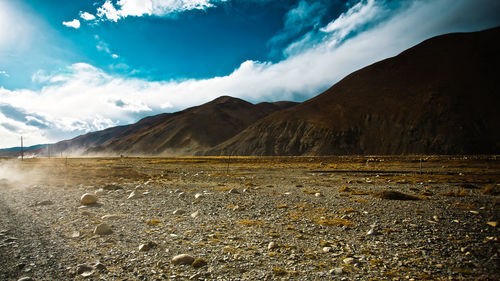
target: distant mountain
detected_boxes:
[49,96,297,156]
[3,27,498,157]
[207,27,500,155]
[0,144,48,157]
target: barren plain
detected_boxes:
[0,156,498,280]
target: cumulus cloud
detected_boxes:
[1,0,499,148]
[79,11,96,21]
[0,70,9,77]
[62,19,81,29]
[93,0,219,22]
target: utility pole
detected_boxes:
[21,136,24,161]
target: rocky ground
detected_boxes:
[0,156,498,280]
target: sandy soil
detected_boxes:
[0,156,499,280]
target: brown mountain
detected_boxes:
[206,27,500,155]
[51,96,297,156]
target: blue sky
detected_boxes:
[0,0,499,148]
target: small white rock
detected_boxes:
[173,209,185,215]
[268,241,277,250]
[343,257,354,265]
[329,267,343,275]
[101,214,121,220]
[80,193,97,205]
[315,192,322,197]
[127,191,140,199]
[94,189,105,196]
[190,211,200,218]
[322,247,332,253]
[139,241,156,252]
[93,223,112,235]
[194,193,203,199]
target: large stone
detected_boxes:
[80,193,97,205]
[171,254,195,265]
[93,223,112,235]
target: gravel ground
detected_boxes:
[0,156,498,280]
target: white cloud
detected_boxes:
[1,0,499,148]
[0,70,9,77]
[320,0,383,36]
[94,0,219,22]
[284,0,389,57]
[97,0,121,22]
[62,19,81,29]
[79,11,96,21]
[268,0,325,54]
[94,35,119,59]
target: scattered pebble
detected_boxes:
[268,241,277,250]
[80,193,97,205]
[329,267,343,275]
[93,223,112,235]
[35,200,54,206]
[139,241,157,252]
[343,257,354,265]
[127,191,140,199]
[101,214,121,220]
[173,209,185,215]
[94,189,105,196]
[17,277,34,281]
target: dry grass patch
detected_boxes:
[315,217,354,227]
[238,219,264,226]
[302,188,320,195]
[483,184,499,195]
[442,189,467,197]
[273,267,287,276]
[339,186,350,192]
[214,186,233,191]
[146,219,161,225]
[350,190,370,195]
[340,207,356,213]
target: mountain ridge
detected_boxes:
[205,27,500,155]
[2,27,499,157]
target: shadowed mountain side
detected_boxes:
[206,27,500,156]
[50,96,297,156]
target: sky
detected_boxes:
[0,0,499,148]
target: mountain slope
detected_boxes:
[207,27,500,155]
[51,96,297,156]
